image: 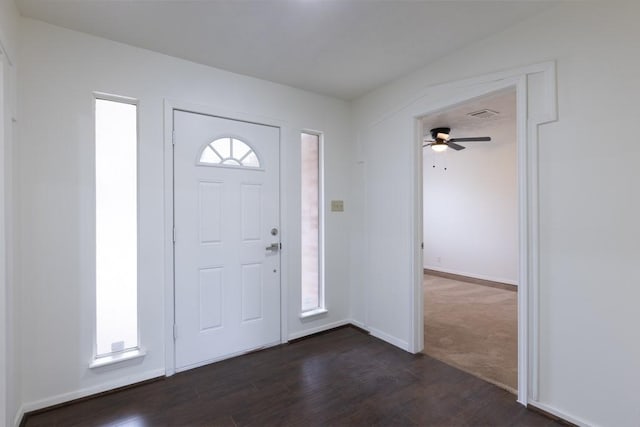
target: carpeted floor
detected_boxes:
[423,273,518,392]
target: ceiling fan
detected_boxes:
[423,127,491,152]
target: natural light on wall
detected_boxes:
[95,96,138,358]
[301,132,323,313]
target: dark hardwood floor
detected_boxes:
[23,326,561,426]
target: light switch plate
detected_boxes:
[331,200,344,212]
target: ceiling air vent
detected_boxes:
[467,109,499,119]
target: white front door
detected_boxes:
[173,110,281,371]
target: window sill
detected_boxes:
[89,347,146,369]
[299,308,328,319]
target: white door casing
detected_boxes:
[173,110,281,371]
[407,62,557,405]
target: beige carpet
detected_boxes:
[423,273,517,392]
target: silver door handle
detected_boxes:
[266,243,280,252]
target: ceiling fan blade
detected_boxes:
[447,141,466,151]
[422,142,434,148]
[448,136,491,142]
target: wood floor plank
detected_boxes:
[23,326,562,426]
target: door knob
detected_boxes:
[266,243,280,252]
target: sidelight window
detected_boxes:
[301,132,325,315]
[93,94,140,364]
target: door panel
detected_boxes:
[198,181,222,244]
[174,110,280,371]
[199,267,223,330]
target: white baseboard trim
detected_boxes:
[529,401,594,427]
[287,319,351,341]
[13,405,24,427]
[423,266,518,286]
[347,319,367,330]
[18,368,165,424]
[368,327,409,351]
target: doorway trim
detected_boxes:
[163,99,289,376]
[410,61,557,405]
[0,44,7,427]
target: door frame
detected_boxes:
[163,99,289,376]
[410,62,557,405]
[0,43,7,427]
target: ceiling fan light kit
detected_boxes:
[431,143,448,152]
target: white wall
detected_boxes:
[423,118,517,285]
[0,49,6,427]
[352,2,640,426]
[0,0,18,62]
[17,18,352,414]
[0,0,19,425]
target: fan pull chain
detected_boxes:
[428,147,436,169]
[425,149,451,171]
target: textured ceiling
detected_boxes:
[422,88,516,145]
[17,1,555,100]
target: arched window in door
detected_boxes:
[198,137,261,168]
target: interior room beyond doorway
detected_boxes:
[421,88,518,393]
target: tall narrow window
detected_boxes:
[301,132,324,313]
[95,95,138,359]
